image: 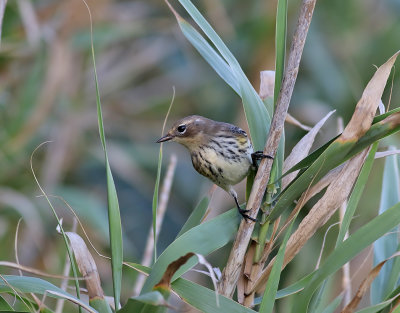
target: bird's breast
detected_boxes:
[190,140,252,190]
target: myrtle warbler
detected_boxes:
[157,115,272,221]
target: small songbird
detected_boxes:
[156,115,272,221]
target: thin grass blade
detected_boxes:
[85,2,123,307]
[371,148,400,304]
[274,0,288,107]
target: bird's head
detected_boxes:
[156,115,210,149]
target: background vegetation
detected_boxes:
[0,0,399,312]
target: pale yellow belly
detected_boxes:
[191,147,252,191]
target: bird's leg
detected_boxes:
[233,194,256,222]
[251,150,273,168]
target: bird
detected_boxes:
[156,115,272,222]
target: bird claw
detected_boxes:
[251,151,273,167]
[238,208,257,222]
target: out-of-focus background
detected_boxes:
[0,0,399,309]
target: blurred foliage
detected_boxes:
[0,0,399,311]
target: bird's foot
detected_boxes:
[238,208,257,222]
[251,151,273,168]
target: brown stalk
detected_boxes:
[242,217,280,307]
[217,0,318,298]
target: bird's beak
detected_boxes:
[156,134,173,143]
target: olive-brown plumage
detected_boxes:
[157,115,271,221]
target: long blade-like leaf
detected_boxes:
[259,216,296,313]
[141,209,239,293]
[0,275,98,313]
[85,2,123,307]
[274,0,288,107]
[295,201,400,312]
[371,148,400,304]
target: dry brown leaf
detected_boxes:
[254,148,369,294]
[341,251,400,313]
[282,110,335,189]
[65,232,104,299]
[341,51,399,142]
[155,252,195,289]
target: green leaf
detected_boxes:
[0,275,97,312]
[127,262,257,313]
[126,262,152,275]
[371,148,400,304]
[176,195,210,238]
[354,298,397,313]
[104,162,123,310]
[254,273,314,304]
[178,20,239,94]
[296,201,400,312]
[274,0,288,107]
[318,294,343,313]
[118,291,167,313]
[259,216,296,313]
[141,209,239,293]
[171,278,257,313]
[153,147,163,261]
[336,143,378,245]
[90,298,113,313]
[90,17,123,309]
[0,295,13,310]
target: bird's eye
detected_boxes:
[177,124,186,133]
